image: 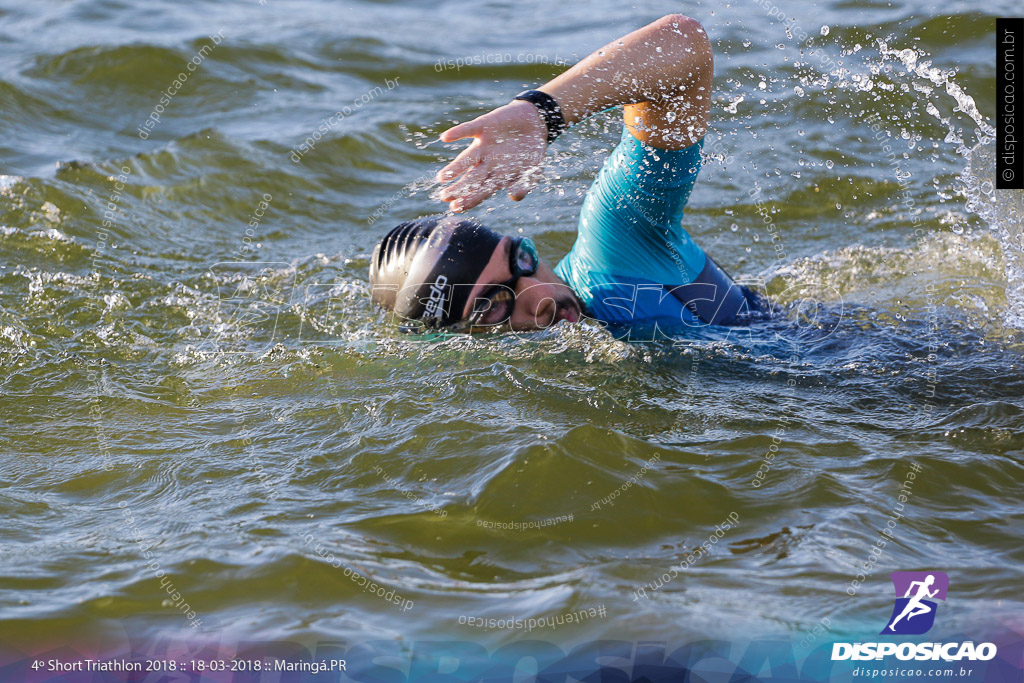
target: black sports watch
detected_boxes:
[513,89,567,144]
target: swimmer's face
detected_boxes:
[457,236,582,332]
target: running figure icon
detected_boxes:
[887,574,938,631]
[881,571,949,635]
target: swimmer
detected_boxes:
[887,574,939,632]
[369,15,769,333]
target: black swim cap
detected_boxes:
[369,215,503,327]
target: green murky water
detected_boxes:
[1,0,1022,669]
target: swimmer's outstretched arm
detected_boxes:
[436,14,712,212]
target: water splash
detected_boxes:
[714,27,1021,330]
[960,140,1024,327]
[877,39,1023,328]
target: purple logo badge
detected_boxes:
[881,571,949,635]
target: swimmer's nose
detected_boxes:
[533,296,556,328]
[513,276,557,327]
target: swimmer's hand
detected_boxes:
[435,14,713,211]
[435,100,547,212]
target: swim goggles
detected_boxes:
[454,236,539,331]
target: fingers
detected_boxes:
[436,139,483,183]
[439,118,484,143]
[439,157,544,211]
[507,165,543,202]
[439,162,493,211]
[457,168,529,212]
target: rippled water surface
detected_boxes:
[1,0,1022,667]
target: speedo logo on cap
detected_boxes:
[423,275,448,319]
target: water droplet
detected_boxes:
[825,160,834,169]
[730,223,739,232]
[820,25,830,36]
